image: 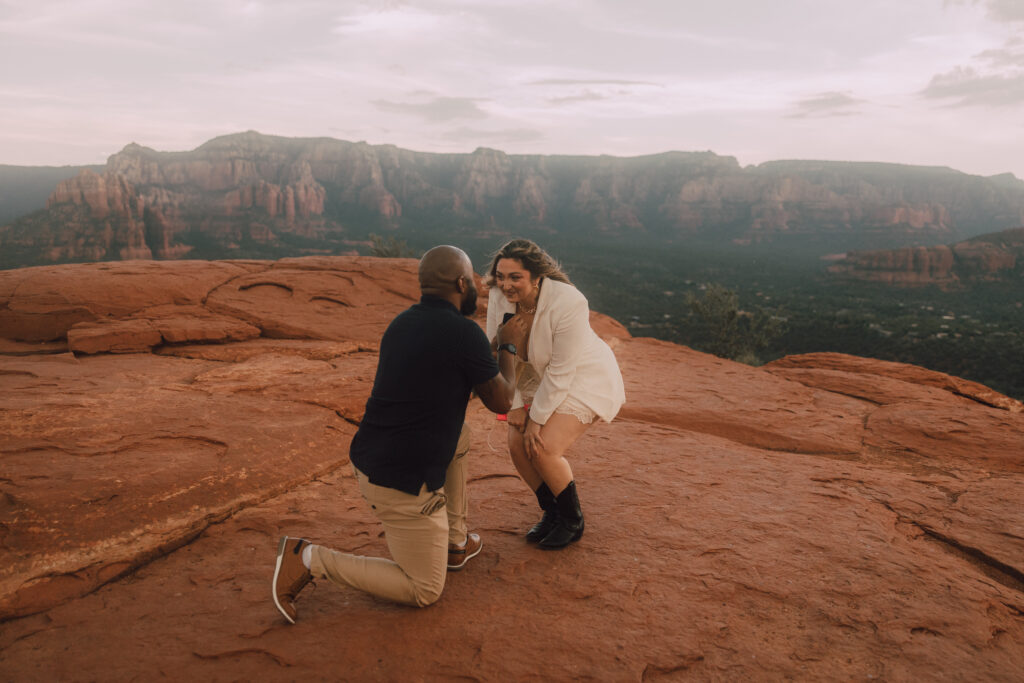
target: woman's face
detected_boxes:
[495,258,538,304]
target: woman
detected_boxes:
[486,239,625,549]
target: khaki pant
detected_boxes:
[310,423,471,607]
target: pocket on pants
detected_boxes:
[420,491,447,516]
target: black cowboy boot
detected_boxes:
[526,482,559,542]
[538,481,584,549]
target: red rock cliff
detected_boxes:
[829,226,1024,286]
[4,132,1024,267]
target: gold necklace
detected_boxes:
[519,279,540,314]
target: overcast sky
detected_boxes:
[2,0,1023,177]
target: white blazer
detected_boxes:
[487,279,625,425]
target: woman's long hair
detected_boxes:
[486,239,571,287]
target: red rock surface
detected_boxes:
[1,257,1022,680]
[0,260,257,342]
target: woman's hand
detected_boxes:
[523,418,546,460]
[498,313,529,349]
[507,407,527,432]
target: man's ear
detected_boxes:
[456,275,468,293]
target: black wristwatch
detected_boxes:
[498,342,517,356]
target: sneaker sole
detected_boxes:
[272,536,296,624]
[447,538,483,571]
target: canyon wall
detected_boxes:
[3,131,1024,267]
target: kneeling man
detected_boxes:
[273,245,523,622]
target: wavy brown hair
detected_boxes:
[486,239,571,287]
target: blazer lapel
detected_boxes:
[528,278,555,369]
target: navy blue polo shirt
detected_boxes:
[350,295,499,495]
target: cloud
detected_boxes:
[985,0,1024,22]
[976,48,1024,67]
[440,126,545,144]
[789,91,864,118]
[945,0,1024,23]
[530,78,658,107]
[921,65,1024,105]
[372,97,489,122]
[332,4,446,36]
[547,91,607,105]
[975,36,1024,67]
[528,78,659,87]
[925,8,1024,107]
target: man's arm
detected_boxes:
[474,315,526,413]
[474,343,516,414]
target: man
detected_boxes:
[272,245,523,622]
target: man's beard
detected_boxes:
[460,280,478,316]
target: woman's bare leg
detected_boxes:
[531,413,590,494]
[508,426,543,490]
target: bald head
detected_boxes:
[419,245,479,315]
[419,245,473,293]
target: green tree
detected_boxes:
[685,284,785,364]
[368,233,418,258]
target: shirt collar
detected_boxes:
[419,294,458,312]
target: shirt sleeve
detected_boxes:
[463,319,500,388]
[528,294,590,425]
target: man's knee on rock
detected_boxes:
[413,582,445,607]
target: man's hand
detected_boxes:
[524,419,546,460]
[476,316,522,413]
[507,407,527,432]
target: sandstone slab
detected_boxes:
[205,256,421,341]
[67,305,261,354]
[1,401,1021,681]
[0,351,358,619]
[615,338,869,455]
[155,337,376,362]
[766,352,1023,413]
[0,260,258,341]
[1,257,1022,681]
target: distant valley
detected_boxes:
[0,163,103,225]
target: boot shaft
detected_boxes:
[554,480,582,523]
[534,482,557,511]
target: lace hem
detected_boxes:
[553,403,596,425]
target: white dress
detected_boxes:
[486,279,625,425]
